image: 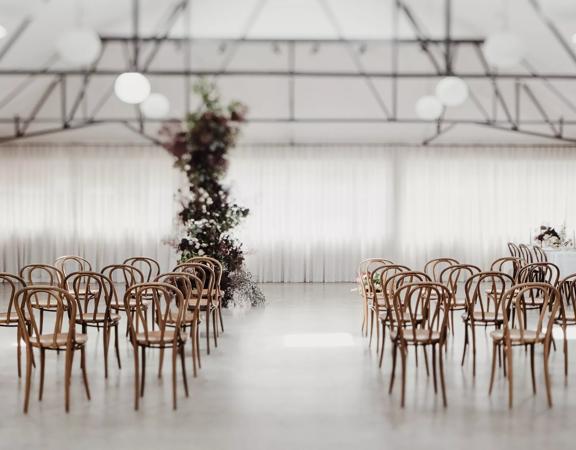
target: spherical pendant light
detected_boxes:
[483,32,525,68]
[114,72,151,104]
[415,96,443,120]
[435,76,469,106]
[140,93,170,119]
[57,28,102,66]
[0,25,7,39]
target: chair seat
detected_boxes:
[189,298,214,310]
[463,311,503,323]
[30,301,61,310]
[390,329,441,343]
[166,311,197,324]
[33,333,88,349]
[0,312,18,324]
[490,329,545,344]
[135,330,188,345]
[379,311,423,323]
[76,313,121,324]
[112,300,148,311]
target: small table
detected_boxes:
[544,248,576,278]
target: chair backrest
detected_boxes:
[507,242,521,258]
[19,265,65,308]
[54,256,92,277]
[14,285,78,348]
[500,282,560,342]
[65,272,115,322]
[0,273,26,321]
[517,262,560,287]
[174,261,216,302]
[124,257,161,282]
[357,258,394,286]
[382,271,430,310]
[464,271,514,322]
[439,264,481,303]
[518,243,534,264]
[532,245,548,263]
[424,258,459,282]
[370,264,411,307]
[490,257,522,281]
[558,274,576,322]
[391,282,450,342]
[185,256,223,299]
[19,264,64,287]
[155,272,204,313]
[101,264,145,308]
[124,282,187,345]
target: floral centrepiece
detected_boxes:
[534,224,573,248]
[160,80,264,307]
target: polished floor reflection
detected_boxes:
[0,283,573,449]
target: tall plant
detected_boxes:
[161,80,264,307]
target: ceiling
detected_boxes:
[0,0,576,145]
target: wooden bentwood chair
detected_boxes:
[15,285,90,413]
[461,272,514,377]
[65,272,122,378]
[488,283,561,408]
[388,282,451,408]
[439,264,481,335]
[0,273,27,377]
[155,272,204,378]
[356,258,394,336]
[125,282,189,411]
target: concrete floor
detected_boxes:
[0,283,573,449]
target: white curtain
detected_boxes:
[228,144,576,282]
[0,144,180,274]
[2,143,576,282]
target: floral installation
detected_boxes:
[160,79,265,307]
[534,224,573,248]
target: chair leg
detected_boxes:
[488,341,498,395]
[114,323,122,369]
[212,309,218,348]
[65,348,75,413]
[172,345,178,410]
[158,348,164,379]
[450,309,455,336]
[80,346,91,400]
[439,344,447,407]
[180,344,189,397]
[378,321,386,368]
[471,324,477,378]
[39,348,46,401]
[368,309,374,348]
[507,343,513,409]
[140,347,146,397]
[432,344,438,394]
[191,324,197,377]
[389,340,398,394]
[461,322,469,366]
[133,344,139,411]
[218,306,224,333]
[196,322,202,369]
[530,344,536,395]
[422,346,430,377]
[563,327,568,378]
[103,324,110,379]
[23,346,33,414]
[543,342,553,408]
[206,309,211,355]
[39,309,44,334]
[16,326,22,378]
[400,346,407,408]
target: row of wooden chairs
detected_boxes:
[356,257,572,408]
[0,255,225,413]
[508,242,548,264]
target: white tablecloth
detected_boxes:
[545,249,576,277]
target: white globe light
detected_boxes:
[483,32,525,68]
[0,25,7,40]
[140,93,170,119]
[114,72,151,104]
[435,76,469,106]
[57,28,102,66]
[415,96,443,120]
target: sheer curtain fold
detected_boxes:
[0,145,179,273]
[1,143,576,282]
